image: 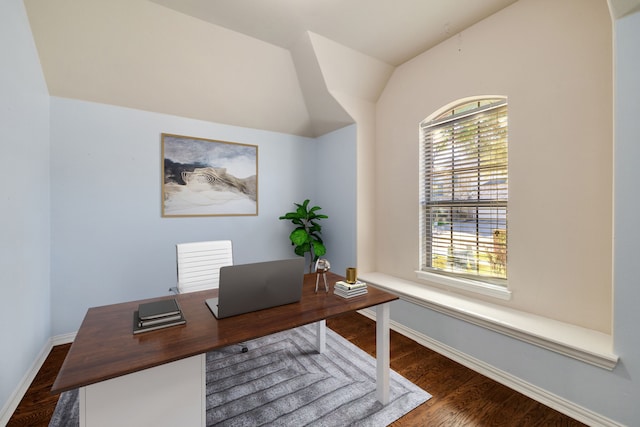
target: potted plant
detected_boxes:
[279,199,328,273]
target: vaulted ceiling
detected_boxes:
[32,0,622,137]
[150,0,519,67]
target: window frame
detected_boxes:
[418,98,509,298]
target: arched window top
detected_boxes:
[425,97,507,128]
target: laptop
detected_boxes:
[206,258,304,319]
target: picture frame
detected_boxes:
[161,133,258,217]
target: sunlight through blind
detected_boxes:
[420,99,508,282]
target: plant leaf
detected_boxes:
[296,205,307,217]
[312,241,326,257]
[290,228,309,246]
[279,212,298,220]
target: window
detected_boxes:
[420,98,508,285]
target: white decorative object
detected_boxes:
[315,259,330,293]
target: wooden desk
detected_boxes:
[52,272,398,426]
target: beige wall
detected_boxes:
[374,0,612,332]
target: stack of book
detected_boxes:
[133,298,186,334]
[334,280,368,298]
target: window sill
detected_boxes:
[359,272,618,370]
[415,270,511,300]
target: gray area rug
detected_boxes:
[50,324,430,426]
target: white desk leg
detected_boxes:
[315,319,326,353]
[79,387,86,427]
[376,302,391,405]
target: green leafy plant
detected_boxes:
[279,199,328,272]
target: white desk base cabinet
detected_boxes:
[80,354,206,427]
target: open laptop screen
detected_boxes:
[206,258,304,319]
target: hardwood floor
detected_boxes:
[7,343,71,427]
[8,312,586,426]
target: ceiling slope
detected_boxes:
[289,33,354,137]
[24,0,315,136]
[25,0,520,137]
[151,0,519,66]
[608,0,640,18]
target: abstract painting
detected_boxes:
[161,133,258,217]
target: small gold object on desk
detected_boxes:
[315,259,330,292]
[346,267,357,284]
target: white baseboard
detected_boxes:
[0,332,76,426]
[53,331,77,346]
[357,308,622,427]
[0,339,53,426]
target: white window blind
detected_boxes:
[420,99,508,282]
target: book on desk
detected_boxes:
[334,280,368,298]
[133,298,186,334]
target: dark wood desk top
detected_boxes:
[51,272,398,393]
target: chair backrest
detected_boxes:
[176,240,233,293]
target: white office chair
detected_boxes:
[172,240,247,352]
[174,240,233,294]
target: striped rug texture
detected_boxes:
[50,324,430,426]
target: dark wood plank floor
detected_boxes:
[8,312,586,426]
[8,343,71,427]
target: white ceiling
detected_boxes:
[24,0,526,137]
[23,1,633,136]
[151,0,519,66]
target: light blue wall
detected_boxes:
[0,0,51,414]
[611,8,640,424]
[315,124,357,276]
[50,97,350,335]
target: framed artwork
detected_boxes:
[161,133,258,217]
